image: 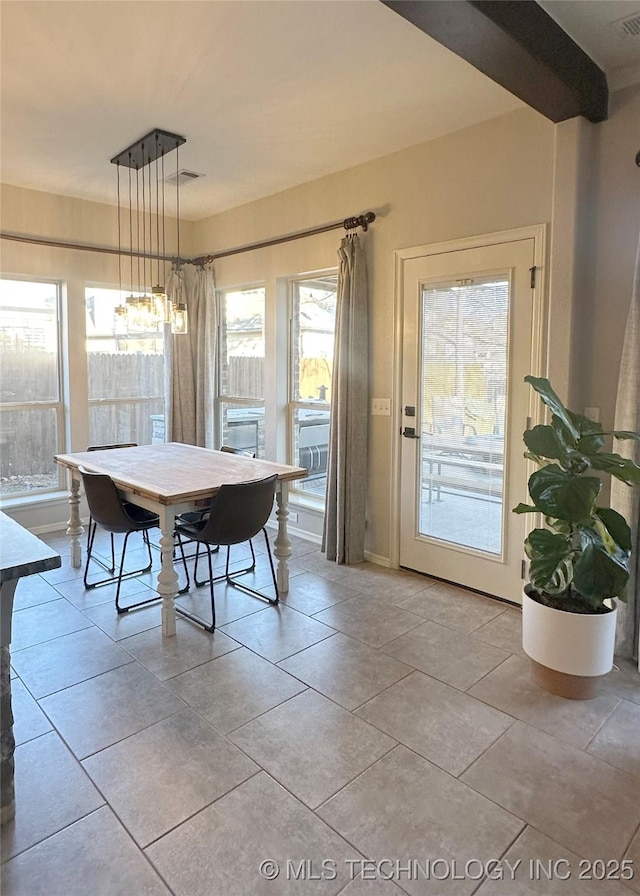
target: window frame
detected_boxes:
[0,275,66,497]
[287,270,338,507]
[216,283,266,457]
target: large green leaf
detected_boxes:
[595,507,632,555]
[525,376,579,441]
[524,425,571,462]
[588,452,640,485]
[528,465,600,522]
[525,528,573,595]
[569,413,606,455]
[573,532,629,603]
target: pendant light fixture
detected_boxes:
[111,128,188,335]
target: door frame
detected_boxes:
[390,224,548,570]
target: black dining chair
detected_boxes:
[80,466,189,614]
[86,443,137,575]
[177,445,257,574]
[174,474,279,632]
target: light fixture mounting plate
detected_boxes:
[110,128,186,169]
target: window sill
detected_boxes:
[0,490,70,511]
[289,494,326,516]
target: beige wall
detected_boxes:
[193,106,555,558]
[3,93,636,560]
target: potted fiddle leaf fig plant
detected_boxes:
[513,376,640,699]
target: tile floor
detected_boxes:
[1,528,640,896]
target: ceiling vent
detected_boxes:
[610,11,640,38]
[164,169,204,187]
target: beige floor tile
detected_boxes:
[468,654,621,748]
[146,772,360,896]
[476,825,637,895]
[175,577,275,625]
[166,646,307,733]
[120,617,239,680]
[10,677,53,746]
[318,745,523,896]
[1,806,170,896]
[230,689,396,809]
[395,582,506,633]
[11,598,92,651]
[0,731,104,861]
[313,595,423,648]
[340,878,407,895]
[349,568,434,602]
[40,661,186,759]
[10,627,134,699]
[12,575,62,610]
[82,708,258,847]
[53,573,154,612]
[280,572,363,615]
[602,658,640,707]
[471,607,525,656]
[220,603,335,663]
[461,721,640,861]
[624,826,640,895]
[587,700,640,779]
[83,600,162,640]
[296,552,364,581]
[356,670,513,776]
[382,620,509,690]
[278,632,412,710]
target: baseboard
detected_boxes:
[364,551,392,568]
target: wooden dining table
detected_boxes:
[54,443,308,637]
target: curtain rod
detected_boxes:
[190,213,375,265]
[0,212,375,266]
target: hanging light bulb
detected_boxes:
[171,301,189,335]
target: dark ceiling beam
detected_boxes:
[381,0,608,123]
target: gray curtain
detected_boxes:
[166,265,216,447]
[322,234,369,564]
[612,230,640,666]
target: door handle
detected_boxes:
[402,427,420,439]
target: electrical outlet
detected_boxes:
[371,398,391,416]
[289,511,298,524]
[584,407,600,423]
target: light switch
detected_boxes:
[371,398,391,416]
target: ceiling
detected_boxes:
[1,1,639,222]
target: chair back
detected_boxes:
[79,466,142,534]
[220,445,256,458]
[197,474,277,546]
[87,443,137,451]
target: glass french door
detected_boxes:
[399,238,536,603]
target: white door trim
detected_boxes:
[390,224,548,570]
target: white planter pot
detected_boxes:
[522,591,617,699]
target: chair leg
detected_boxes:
[85,528,155,591]
[84,518,116,578]
[175,542,216,632]
[194,538,255,587]
[224,529,279,605]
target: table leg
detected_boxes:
[274,482,292,594]
[66,473,85,569]
[157,507,177,637]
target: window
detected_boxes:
[217,286,265,457]
[85,288,164,446]
[289,274,337,501]
[0,278,64,496]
